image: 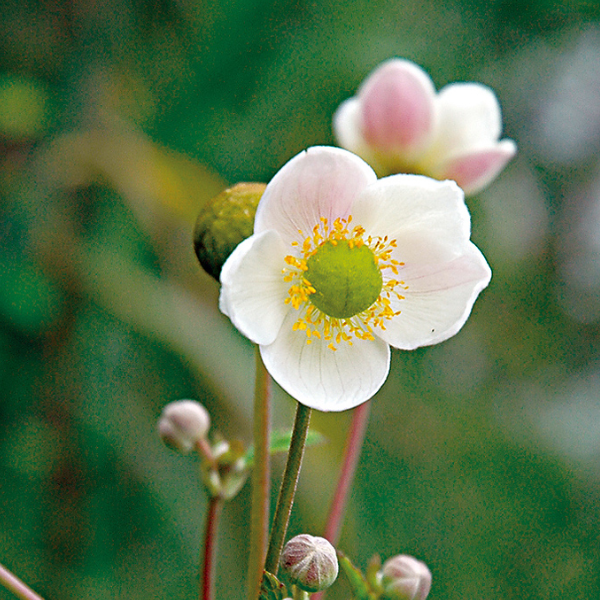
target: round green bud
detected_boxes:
[306,240,382,319]
[280,534,339,593]
[193,182,266,281]
[158,399,211,455]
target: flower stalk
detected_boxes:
[0,563,46,600]
[264,402,312,575]
[247,348,272,600]
[312,401,371,600]
[322,400,371,547]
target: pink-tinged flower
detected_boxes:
[219,147,491,411]
[333,59,517,195]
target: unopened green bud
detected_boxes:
[280,534,339,593]
[380,555,432,600]
[200,437,250,500]
[193,182,266,281]
[158,399,210,455]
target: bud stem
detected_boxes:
[264,402,312,576]
[247,348,272,600]
[201,496,224,600]
[0,563,46,600]
[292,586,310,600]
[195,437,218,470]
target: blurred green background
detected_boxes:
[2,0,600,598]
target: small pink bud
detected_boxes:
[158,400,210,455]
[380,554,432,600]
[280,534,339,593]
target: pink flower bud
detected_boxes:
[380,554,432,600]
[280,534,339,592]
[158,400,210,454]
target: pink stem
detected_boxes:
[324,400,371,544]
[247,348,272,600]
[201,496,224,600]
[0,563,46,600]
[313,400,371,600]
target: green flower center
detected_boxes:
[305,240,383,319]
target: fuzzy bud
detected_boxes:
[280,534,339,593]
[380,555,432,600]
[193,182,266,281]
[158,399,210,455]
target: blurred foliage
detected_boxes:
[1,1,600,600]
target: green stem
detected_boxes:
[264,402,312,575]
[0,563,45,600]
[247,348,272,600]
[292,585,310,600]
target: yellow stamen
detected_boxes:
[282,216,408,350]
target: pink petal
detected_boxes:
[359,59,436,154]
[254,146,377,244]
[440,139,517,194]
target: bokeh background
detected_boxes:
[2,0,600,598]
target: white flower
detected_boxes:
[333,58,517,195]
[219,147,491,411]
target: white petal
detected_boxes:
[254,147,377,245]
[351,175,472,262]
[260,311,390,412]
[430,83,504,158]
[375,242,491,350]
[219,230,290,345]
[333,99,399,175]
[332,98,367,154]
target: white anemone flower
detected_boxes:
[219,147,491,411]
[333,58,517,195]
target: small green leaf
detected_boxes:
[338,552,371,600]
[366,554,382,592]
[259,570,288,600]
[245,429,325,467]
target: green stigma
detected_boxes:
[305,240,382,319]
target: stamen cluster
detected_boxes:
[283,215,407,351]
